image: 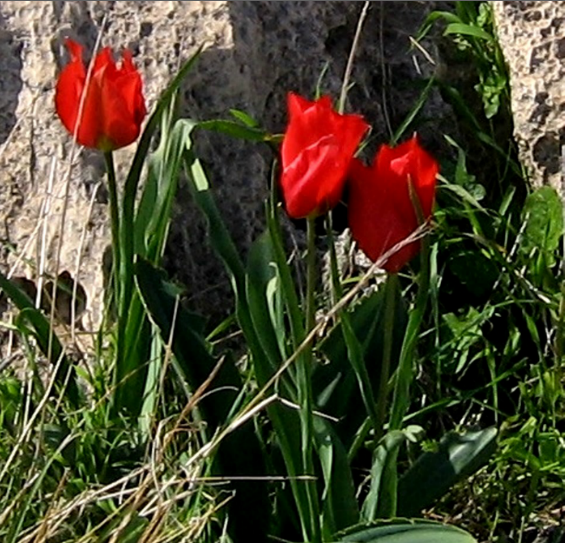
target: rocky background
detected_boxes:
[0,1,463,329]
[493,1,565,193]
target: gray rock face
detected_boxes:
[493,1,565,190]
[0,1,452,327]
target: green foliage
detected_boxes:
[136,257,270,540]
[0,270,79,406]
[421,2,509,120]
[112,47,203,421]
[520,186,564,272]
[397,427,497,517]
[336,519,478,543]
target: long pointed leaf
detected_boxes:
[335,519,477,542]
[114,48,202,416]
[135,257,269,541]
[0,272,78,406]
[397,427,497,517]
[184,151,315,541]
[362,427,423,522]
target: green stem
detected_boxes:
[298,215,321,543]
[104,151,121,309]
[375,273,398,442]
[306,217,317,352]
[325,212,342,303]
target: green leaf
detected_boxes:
[444,23,493,42]
[335,519,477,542]
[246,231,295,397]
[136,258,233,426]
[229,108,260,127]
[362,427,424,521]
[0,271,79,407]
[135,257,270,541]
[198,119,268,141]
[397,427,497,517]
[114,47,202,418]
[416,11,462,42]
[521,186,564,257]
[135,117,196,262]
[184,152,311,541]
[316,287,407,450]
[315,417,359,534]
[391,77,435,146]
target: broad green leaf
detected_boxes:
[135,257,270,541]
[335,519,477,542]
[397,427,497,517]
[521,186,564,257]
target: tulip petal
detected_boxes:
[55,39,86,141]
[55,39,146,151]
[280,93,369,219]
[348,136,439,272]
[282,135,345,219]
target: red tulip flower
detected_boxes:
[348,135,439,273]
[55,39,146,151]
[280,93,369,219]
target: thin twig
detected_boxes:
[339,1,371,113]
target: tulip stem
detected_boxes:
[305,219,317,348]
[104,151,121,309]
[297,215,321,543]
[375,272,398,443]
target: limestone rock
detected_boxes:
[493,1,565,190]
[0,1,453,328]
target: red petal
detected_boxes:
[55,40,146,150]
[348,136,438,272]
[280,93,369,218]
[282,94,328,166]
[55,39,86,142]
[281,135,344,219]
